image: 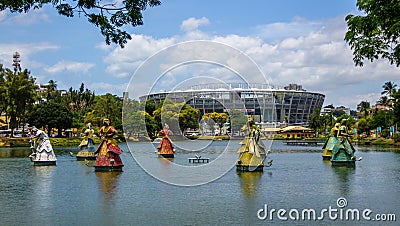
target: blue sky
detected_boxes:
[0,0,398,110]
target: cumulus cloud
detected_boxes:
[44,60,95,74]
[180,17,210,32]
[0,43,59,69]
[0,8,49,25]
[103,34,176,78]
[102,16,399,109]
[256,17,321,41]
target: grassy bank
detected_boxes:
[0,137,123,148]
[1,136,398,147]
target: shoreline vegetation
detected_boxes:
[0,136,398,148]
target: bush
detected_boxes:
[394,133,400,143]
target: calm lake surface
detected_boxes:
[0,140,399,225]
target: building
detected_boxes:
[139,83,325,126]
[322,106,351,115]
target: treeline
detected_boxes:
[0,64,121,137]
[2,63,398,140]
[0,64,204,139]
[309,81,400,140]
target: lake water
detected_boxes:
[0,140,399,225]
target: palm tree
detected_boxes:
[359,101,371,117]
[381,81,398,99]
[309,109,322,136]
[379,96,390,108]
[4,69,37,136]
[0,65,8,117]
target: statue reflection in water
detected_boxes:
[95,171,122,225]
[31,166,56,216]
[331,166,355,196]
[237,171,263,197]
[95,171,121,202]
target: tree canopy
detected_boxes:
[0,65,37,136]
[0,0,161,47]
[27,101,73,137]
[345,0,400,66]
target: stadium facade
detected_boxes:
[139,83,325,126]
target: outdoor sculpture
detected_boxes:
[322,123,340,160]
[76,123,96,161]
[236,117,272,172]
[94,119,124,171]
[322,119,361,166]
[157,124,175,158]
[28,126,57,166]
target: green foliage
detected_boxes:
[144,99,156,116]
[27,101,73,136]
[381,81,397,98]
[0,66,37,135]
[394,133,400,143]
[393,94,400,125]
[228,110,247,133]
[370,109,390,129]
[88,93,123,130]
[122,99,153,138]
[0,0,161,47]
[332,110,346,118]
[153,100,199,134]
[358,101,371,117]
[201,112,228,134]
[356,116,372,136]
[345,0,400,66]
[309,109,322,133]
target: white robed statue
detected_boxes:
[28,126,57,166]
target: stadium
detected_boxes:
[139,83,325,126]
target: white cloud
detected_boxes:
[102,16,399,109]
[0,43,59,69]
[180,17,210,32]
[0,8,49,25]
[90,82,128,96]
[44,60,95,74]
[256,17,321,41]
[103,34,176,78]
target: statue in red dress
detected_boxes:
[157,124,174,158]
[94,118,124,171]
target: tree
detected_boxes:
[309,109,322,136]
[358,101,371,117]
[228,110,247,134]
[122,98,158,139]
[0,0,161,47]
[393,91,400,125]
[153,100,199,134]
[63,83,95,129]
[345,0,400,66]
[27,102,73,137]
[87,93,123,129]
[321,113,334,133]
[381,81,398,99]
[201,112,228,135]
[0,65,7,117]
[356,117,371,136]
[144,99,156,116]
[3,68,37,136]
[370,109,389,131]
